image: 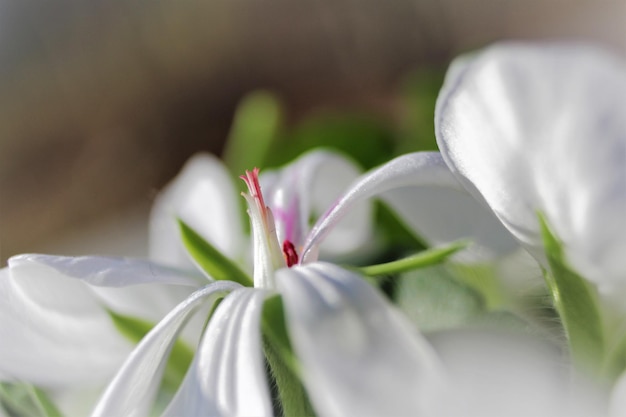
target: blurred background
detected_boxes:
[1,0,625,263]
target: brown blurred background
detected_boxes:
[1,0,625,262]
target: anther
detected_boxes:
[282,240,299,267]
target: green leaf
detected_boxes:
[265,113,396,170]
[223,91,283,177]
[0,382,63,417]
[395,265,547,337]
[177,218,253,287]
[539,214,605,374]
[108,310,195,392]
[395,265,485,331]
[450,263,508,311]
[375,201,427,252]
[396,67,445,154]
[358,240,467,277]
[602,330,626,381]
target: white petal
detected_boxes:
[610,369,626,417]
[91,281,241,417]
[262,149,371,258]
[436,42,626,287]
[276,262,445,417]
[92,284,210,349]
[9,254,204,345]
[302,151,517,262]
[150,153,246,268]
[0,264,131,387]
[9,254,202,287]
[382,183,519,261]
[54,387,105,417]
[430,329,603,417]
[162,288,272,417]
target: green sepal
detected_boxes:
[108,310,195,392]
[263,341,315,417]
[0,382,63,417]
[261,295,315,417]
[358,240,467,277]
[539,214,605,374]
[261,295,298,375]
[177,218,253,287]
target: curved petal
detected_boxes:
[9,254,202,287]
[0,265,131,387]
[150,153,246,268]
[302,151,517,262]
[276,262,445,417]
[262,149,371,258]
[91,281,241,417]
[382,184,519,261]
[162,288,272,417]
[435,42,626,288]
[430,329,602,417]
[9,254,204,345]
[95,285,210,351]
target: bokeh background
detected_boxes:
[1,0,625,263]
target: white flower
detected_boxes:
[434,41,626,293]
[92,150,458,417]
[430,42,626,415]
[5,148,509,416]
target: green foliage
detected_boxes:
[223,91,283,177]
[374,201,427,253]
[263,340,315,417]
[603,330,626,381]
[261,295,298,375]
[222,67,446,178]
[0,382,63,417]
[266,113,396,170]
[450,263,508,311]
[539,214,605,375]
[178,218,253,287]
[395,264,536,334]
[108,310,195,392]
[396,68,445,154]
[262,296,315,417]
[395,265,485,332]
[359,240,467,277]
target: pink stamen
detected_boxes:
[240,168,267,220]
[282,240,299,267]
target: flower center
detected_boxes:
[241,168,300,276]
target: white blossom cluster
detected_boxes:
[1,42,625,417]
